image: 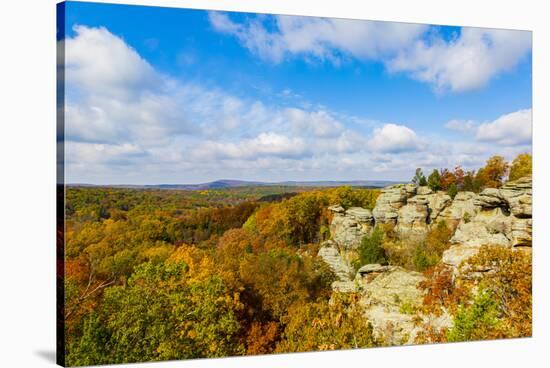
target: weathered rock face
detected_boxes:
[372,184,416,226]
[442,243,482,268]
[450,207,512,248]
[317,240,355,282]
[500,176,532,218]
[356,265,426,345]
[329,205,373,250]
[327,177,532,270]
[438,191,477,229]
[511,217,532,246]
[416,186,433,196]
[442,176,532,270]
[320,176,532,343]
[395,196,430,238]
[328,264,428,344]
[426,192,452,222]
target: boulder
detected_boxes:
[346,207,374,222]
[442,243,482,268]
[475,188,507,208]
[511,217,532,247]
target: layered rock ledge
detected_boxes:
[317,176,532,344]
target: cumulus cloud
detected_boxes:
[368,124,424,153]
[66,25,160,99]
[209,13,531,92]
[63,25,385,183]
[63,25,530,184]
[476,109,532,145]
[65,25,195,146]
[387,28,531,92]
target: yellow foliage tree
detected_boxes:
[508,153,532,181]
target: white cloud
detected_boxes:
[388,28,531,92]
[64,25,382,183]
[192,132,308,160]
[445,119,477,133]
[66,25,160,99]
[209,13,531,92]
[208,11,242,34]
[208,12,427,63]
[284,108,343,138]
[368,124,424,153]
[63,25,531,184]
[476,109,532,145]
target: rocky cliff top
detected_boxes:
[318,176,532,345]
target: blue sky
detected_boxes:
[61,1,532,184]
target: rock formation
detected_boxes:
[438,191,477,228]
[443,176,532,269]
[327,263,430,345]
[357,265,426,344]
[329,205,373,250]
[317,176,532,344]
[372,184,416,226]
[317,240,354,282]
[395,196,430,238]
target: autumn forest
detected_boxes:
[61,153,532,366]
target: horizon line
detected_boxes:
[64,178,406,187]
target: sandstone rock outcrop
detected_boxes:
[438,191,477,229]
[442,176,532,270]
[449,207,512,248]
[500,176,532,218]
[320,176,532,344]
[426,191,452,222]
[356,265,426,345]
[327,263,429,344]
[317,240,354,282]
[329,205,373,250]
[326,177,532,271]
[395,196,430,238]
[372,184,416,226]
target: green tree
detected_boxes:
[447,183,458,199]
[462,170,477,192]
[67,261,244,365]
[354,227,387,269]
[66,312,111,366]
[447,291,501,342]
[412,168,428,186]
[427,169,442,191]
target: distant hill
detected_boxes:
[68,179,402,190]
